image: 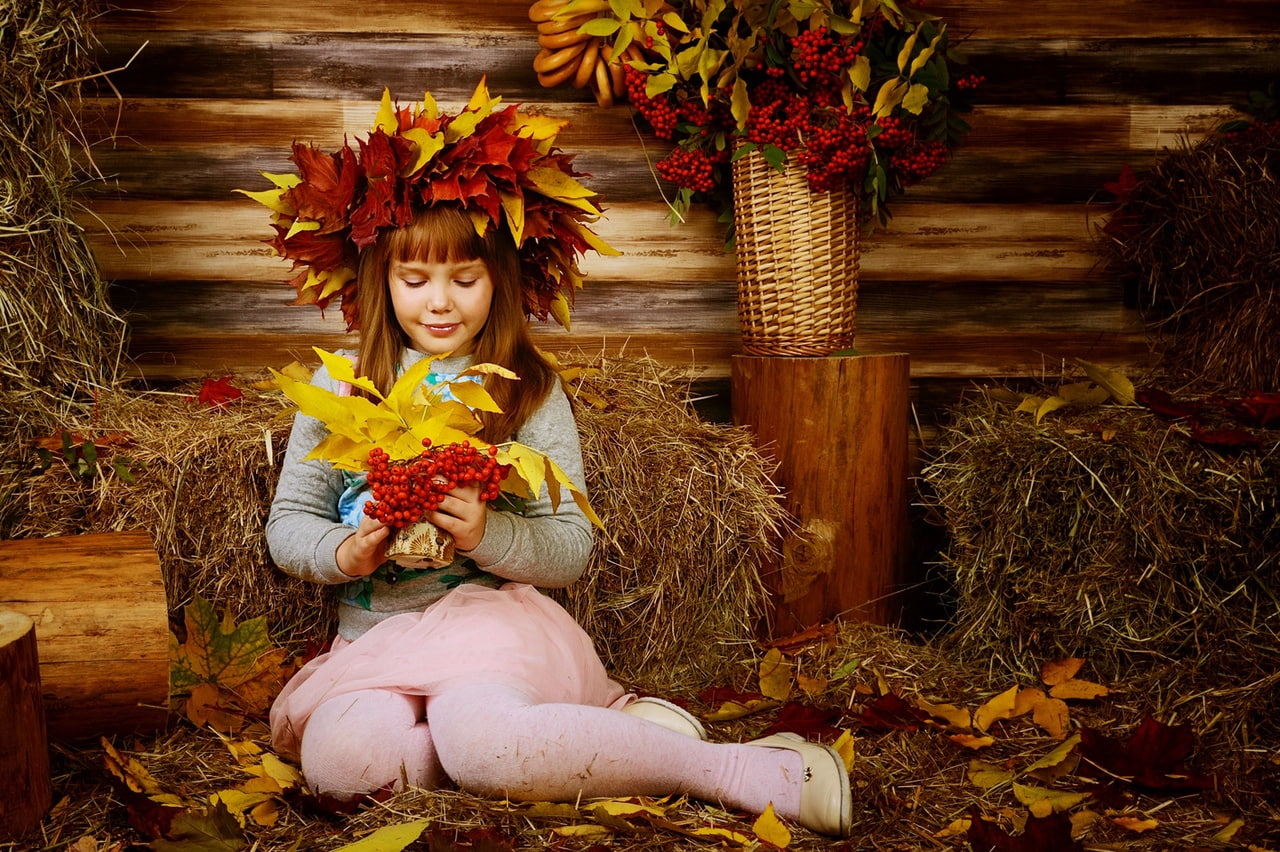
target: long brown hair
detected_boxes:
[353,205,557,443]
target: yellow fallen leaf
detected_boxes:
[1112,816,1158,833]
[236,775,282,795]
[691,825,752,844]
[796,672,827,697]
[1013,687,1048,717]
[934,817,971,838]
[968,760,1013,790]
[223,737,264,763]
[1013,783,1090,815]
[950,733,996,750]
[753,803,792,848]
[249,798,280,827]
[332,819,431,851]
[916,696,971,730]
[1212,817,1244,843]
[1070,809,1100,838]
[591,799,668,818]
[553,824,613,838]
[1025,733,1082,774]
[705,697,779,721]
[1032,696,1071,739]
[1041,658,1086,686]
[974,685,1019,732]
[758,648,794,701]
[1048,679,1109,700]
[832,729,856,773]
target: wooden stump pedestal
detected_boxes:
[0,610,53,839]
[732,353,910,638]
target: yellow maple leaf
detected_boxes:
[753,803,792,847]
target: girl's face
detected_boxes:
[388,256,495,356]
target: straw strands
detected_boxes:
[923,388,1280,757]
[1,0,127,404]
[1096,127,1280,392]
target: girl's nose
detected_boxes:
[425,282,451,310]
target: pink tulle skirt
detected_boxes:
[270,583,629,758]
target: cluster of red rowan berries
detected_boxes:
[889,140,950,185]
[790,26,862,88]
[364,441,508,529]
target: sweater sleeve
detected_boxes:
[459,381,594,588]
[265,363,355,585]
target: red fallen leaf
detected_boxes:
[1079,715,1215,792]
[855,692,929,732]
[193,376,243,408]
[426,825,519,851]
[759,700,847,741]
[1136,388,1200,421]
[1102,164,1140,204]
[1226,390,1280,427]
[698,685,764,706]
[1188,426,1263,450]
[967,807,1083,851]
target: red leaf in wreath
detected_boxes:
[967,807,1083,851]
[1079,715,1215,792]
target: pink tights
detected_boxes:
[299,683,805,820]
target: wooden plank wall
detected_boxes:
[77,0,1280,427]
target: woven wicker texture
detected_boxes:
[731,148,861,355]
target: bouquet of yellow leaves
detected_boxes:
[272,348,601,567]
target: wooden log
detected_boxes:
[0,610,53,839]
[0,532,170,741]
[732,353,911,637]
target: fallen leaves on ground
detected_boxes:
[170,595,295,732]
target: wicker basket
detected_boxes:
[731,147,860,356]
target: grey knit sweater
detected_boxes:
[266,349,593,640]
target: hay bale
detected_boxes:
[1,356,786,696]
[559,355,785,694]
[922,384,1280,749]
[1096,124,1280,391]
[3,381,334,645]
[0,0,127,400]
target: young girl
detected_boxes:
[255,85,852,838]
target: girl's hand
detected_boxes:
[428,483,486,552]
[336,514,391,577]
